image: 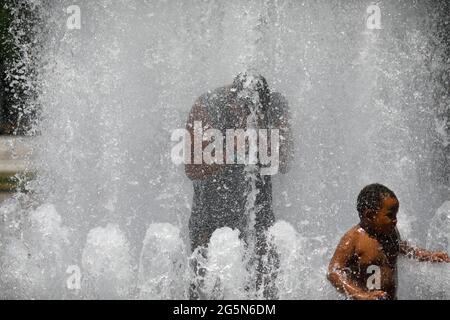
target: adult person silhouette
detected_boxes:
[185,71,293,299]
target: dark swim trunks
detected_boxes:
[189,165,274,250]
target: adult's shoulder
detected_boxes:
[195,85,232,106]
[190,86,231,126]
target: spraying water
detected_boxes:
[0,0,448,299]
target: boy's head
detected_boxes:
[357,184,399,233]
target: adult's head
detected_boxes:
[231,70,271,114]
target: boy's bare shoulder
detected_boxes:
[339,225,365,245]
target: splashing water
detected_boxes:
[201,228,247,300]
[138,223,187,299]
[1,203,70,299]
[0,0,449,299]
[81,224,134,299]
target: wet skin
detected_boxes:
[328,196,450,300]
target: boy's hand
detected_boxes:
[356,290,389,300]
[400,242,450,263]
[428,252,450,263]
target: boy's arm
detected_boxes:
[327,230,387,300]
[399,241,450,262]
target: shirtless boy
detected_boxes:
[328,183,450,300]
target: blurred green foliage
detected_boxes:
[0,4,16,135]
[0,4,14,62]
[0,2,38,135]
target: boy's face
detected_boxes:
[368,196,399,233]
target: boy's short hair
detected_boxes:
[357,184,397,220]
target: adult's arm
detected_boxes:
[268,93,293,174]
[185,100,226,181]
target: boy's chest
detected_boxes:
[355,235,399,267]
